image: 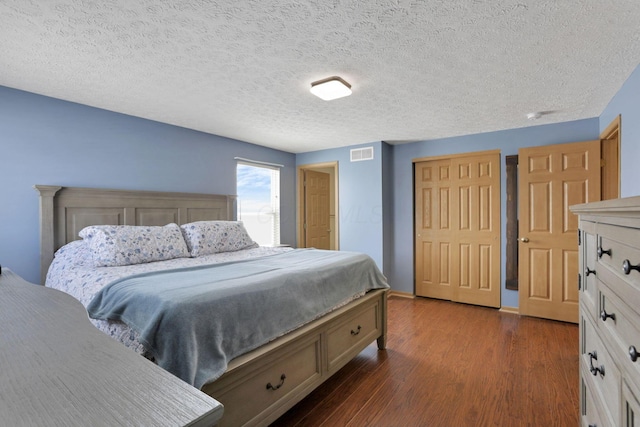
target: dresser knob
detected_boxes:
[585,267,596,277]
[588,351,605,377]
[622,259,640,275]
[597,246,611,258]
[630,346,639,362]
[600,310,616,322]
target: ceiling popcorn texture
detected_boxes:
[1,1,639,153]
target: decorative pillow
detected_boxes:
[78,224,190,267]
[180,221,258,257]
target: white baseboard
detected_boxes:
[388,290,415,299]
[499,306,519,315]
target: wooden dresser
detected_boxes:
[0,268,224,426]
[572,197,640,426]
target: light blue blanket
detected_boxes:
[87,249,389,388]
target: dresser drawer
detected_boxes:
[326,299,381,372]
[623,379,640,427]
[581,313,621,424]
[581,374,612,427]
[598,283,640,381]
[212,333,322,427]
[581,222,599,321]
[597,224,640,298]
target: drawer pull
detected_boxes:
[266,374,286,391]
[597,246,611,258]
[588,351,605,377]
[585,267,596,277]
[630,346,639,362]
[350,325,362,336]
[599,310,615,322]
[622,259,640,275]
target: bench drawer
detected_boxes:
[327,299,381,372]
[212,333,322,427]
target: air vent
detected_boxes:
[350,147,374,162]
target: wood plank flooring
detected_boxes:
[271,296,579,427]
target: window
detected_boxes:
[236,161,280,246]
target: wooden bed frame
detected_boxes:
[35,185,388,427]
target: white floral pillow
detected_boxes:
[79,224,190,267]
[180,221,258,257]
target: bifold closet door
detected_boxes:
[415,151,501,308]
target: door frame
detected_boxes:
[297,162,339,249]
[600,115,621,200]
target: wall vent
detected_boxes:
[350,146,374,162]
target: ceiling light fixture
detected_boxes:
[526,112,543,120]
[310,76,352,101]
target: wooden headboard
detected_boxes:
[34,185,237,285]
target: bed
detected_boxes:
[35,185,389,427]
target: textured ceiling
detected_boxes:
[1,1,640,153]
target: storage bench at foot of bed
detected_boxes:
[202,289,388,427]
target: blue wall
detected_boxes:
[297,142,385,270]
[0,86,296,284]
[600,64,640,197]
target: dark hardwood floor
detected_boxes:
[272,296,579,427]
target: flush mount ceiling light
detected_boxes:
[310,76,352,101]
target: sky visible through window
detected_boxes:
[236,163,277,245]
[237,164,271,214]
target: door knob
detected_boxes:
[519,237,529,243]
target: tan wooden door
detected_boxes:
[304,170,331,249]
[415,158,453,300]
[518,140,601,323]
[415,151,501,308]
